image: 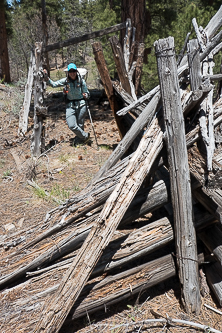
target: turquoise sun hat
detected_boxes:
[67,63,77,71]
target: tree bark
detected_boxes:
[0,0,10,82]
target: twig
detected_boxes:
[108,318,222,333]
[204,303,222,315]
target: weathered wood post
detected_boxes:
[154,36,201,314]
[92,41,127,138]
[109,35,132,96]
[18,50,35,136]
[31,42,47,156]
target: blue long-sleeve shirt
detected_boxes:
[48,74,89,106]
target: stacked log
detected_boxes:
[1,6,222,333]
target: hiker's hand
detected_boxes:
[43,69,49,81]
[83,93,89,100]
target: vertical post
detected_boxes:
[31,42,45,157]
[155,37,201,314]
[18,50,35,136]
[187,39,202,91]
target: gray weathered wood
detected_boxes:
[0,254,176,332]
[187,39,202,91]
[155,36,201,314]
[18,51,35,136]
[90,91,160,184]
[123,18,132,72]
[109,35,132,96]
[205,260,222,306]
[199,224,222,265]
[30,42,45,156]
[116,85,159,116]
[204,5,222,40]
[33,116,163,332]
[45,22,127,52]
[193,187,222,223]
[192,18,206,51]
[199,51,215,171]
[0,179,170,289]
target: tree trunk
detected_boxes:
[120,0,150,45]
[0,0,10,82]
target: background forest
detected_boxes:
[1,0,222,93]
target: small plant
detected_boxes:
[32,185,47,199]
[100,144,112,150]
[96,155,107,167]
[84,172,93,183]
[2,169,12,177]
[73,183,80,192]
[0,159,6,168]
[50,184,70,201]
[59,154,70,163]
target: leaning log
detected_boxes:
[205,260,222,306]
[198,224,222,265]
[92,41,127,138]
[155,36,201,314]
[0,179,170,289]
[45,21,128,52]
[109,35,132,96]
[90,91,160,184]
[33,116,163,333]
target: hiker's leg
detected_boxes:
[66,106,88,140]
[78,104,87,131]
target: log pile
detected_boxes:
[1,6,222,333]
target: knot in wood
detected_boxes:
[155,47,175,58]
[165,67,171,75]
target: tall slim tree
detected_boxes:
[0,0,11,82]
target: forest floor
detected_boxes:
[0,81,222,333]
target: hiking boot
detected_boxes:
[83,133,91,145]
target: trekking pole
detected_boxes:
[86,100,99,150]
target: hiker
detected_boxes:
[43,63,90,144]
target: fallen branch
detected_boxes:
[110,318,222,333]
[204,303,222,315]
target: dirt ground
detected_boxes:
[0,82,222,333]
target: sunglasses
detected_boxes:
[69,70,77,73]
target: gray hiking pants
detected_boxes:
[66,101,88,140]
